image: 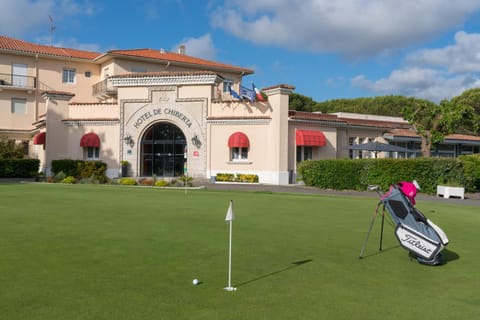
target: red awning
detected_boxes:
[33,132,46,145]
[296,130,327,146]
[80,132,100,147]
[228,132,250,148]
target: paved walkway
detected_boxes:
[201,181,480,207]
[3,178,479,207]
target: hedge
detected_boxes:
[297,156,480,194]
[51,160,107,182]
[0,159,40,178]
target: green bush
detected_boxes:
[236,173,259,183]
[119,177,137,186]
[155,180,169,187]
[216,173,235,182]
[458,154,480,191]
[0,159,40,178]
[215,173,259,183]
[54,171,66,183]
[51,160,80,177]
[61,176,77,184]
[51,160,107,183]
[298,157,478,194]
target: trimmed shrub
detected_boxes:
[298,157,477,194]
[155,179,169,187]
[61,176,77,184]
[215,173,259,183]
[216,173,235,182]
[51,160,107,183]
[236,173,259,183]
[0,159,40,178]
[138,178,154,186]
[51,160,80,177]
[119,177,137,185]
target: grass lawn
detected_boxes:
[0,183,479,320]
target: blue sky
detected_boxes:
[2,0,480,103]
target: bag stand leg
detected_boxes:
[359,203,385,259]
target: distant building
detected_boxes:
[1,35,479,184]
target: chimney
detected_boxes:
[178,45,186,55]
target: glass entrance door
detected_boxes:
[141,123,186,177]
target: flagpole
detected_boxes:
[225,200,236,291]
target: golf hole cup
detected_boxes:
[192,278,199,285]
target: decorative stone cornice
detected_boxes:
[62,119,120,126]
[109,72,223,87]
[207,116,271,125]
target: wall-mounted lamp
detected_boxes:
[124,135,134,148]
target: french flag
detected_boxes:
[252,83,265,102]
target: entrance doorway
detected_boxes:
[141,122,186,177]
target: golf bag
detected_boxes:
[360,183,449,265]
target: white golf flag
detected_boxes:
[225,200,234,222]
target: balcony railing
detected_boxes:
[92,78,117,97]
[0,73,36,89]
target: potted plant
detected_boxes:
[121,160,129,177]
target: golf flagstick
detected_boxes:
[224,200,236,291]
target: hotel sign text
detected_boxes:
[133,107,193,129]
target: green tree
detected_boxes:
[450,88,480,134]
[313,95,417,116]
[401,99,472,157]
[289,93,316,111]
[0,136,25,159]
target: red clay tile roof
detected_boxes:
[105,48,253,74]
[0,36,253,73]
[0,35,101,59]
[445,134,480,142]
[289,111,344,122]
[387,129,480,142]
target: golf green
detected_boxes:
[0,183,478,319]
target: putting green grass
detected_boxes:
[0,183,479,320]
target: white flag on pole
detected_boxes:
[225,200,234,222]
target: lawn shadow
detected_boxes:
[234,259,313,287]
[442,249,460,263]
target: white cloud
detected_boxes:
[407,31,480,73]
[0,0,99,45]
[0,0,54,36]
[211,0,480,58]
[173,34,217,60]
[352,31,480,102]
[352,67,480,102]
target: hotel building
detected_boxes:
[1,35,479,184]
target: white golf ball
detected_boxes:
[192,279,199,285]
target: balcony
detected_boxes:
[0,73,36,91]
[92,78,117,98]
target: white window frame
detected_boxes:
[85,147,100,160]
[296,146,313,162]
[62,68,76,84]
[11,98,27,114]
[223,79,234,93]
[230,147,248,161]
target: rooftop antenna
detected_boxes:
[48,15,56,46]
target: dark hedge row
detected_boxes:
[297,156,480,194]
[0,159,40,178]
[51,159,107,181]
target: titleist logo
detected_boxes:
[401,234,432,254]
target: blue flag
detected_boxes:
[240,85,255,102]
[229,85,241,100]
